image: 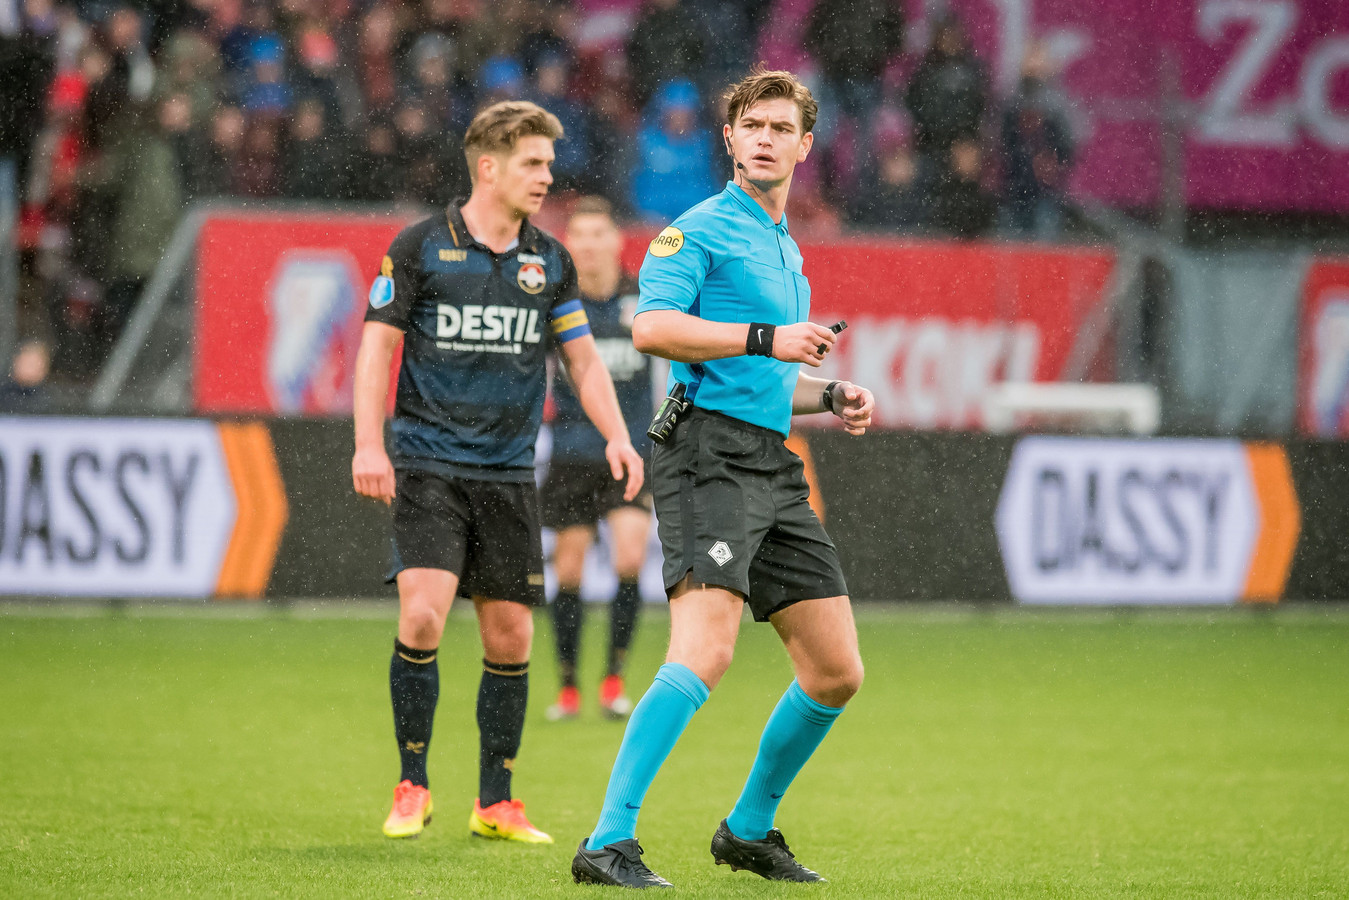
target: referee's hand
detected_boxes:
[830,382,876,436]
[607,439,645,501]
[773,322,837,367]
[353,446,396,505]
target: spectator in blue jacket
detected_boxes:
[240,34,292,115]
[630,79,718,223]
[477,55,525,109]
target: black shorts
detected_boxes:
[388,469,545,605]
[540,461,652,530]
[651,407,848,622]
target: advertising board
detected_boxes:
[1298,258,1349,436]
[996,437,1299,604]
[761,0,1349,211]
[622,237,1117,431]
[198,213,1117,431]
[195,212,412,414]
[0,419,286,598]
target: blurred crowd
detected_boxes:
[0,0,1078,393]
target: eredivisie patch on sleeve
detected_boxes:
[369,255,395,308]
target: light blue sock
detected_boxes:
[725,680,844,841]
[587,663,710,849]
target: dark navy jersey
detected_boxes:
[550,274,656,462]
[365,207,590,482]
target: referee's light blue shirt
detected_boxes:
[636,182,811,436]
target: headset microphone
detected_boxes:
[726,136,747,172]
[726,134,762,200]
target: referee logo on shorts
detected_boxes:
[708,541,734,567]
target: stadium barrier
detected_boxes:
[4,417,1346,604]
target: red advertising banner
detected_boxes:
[196,212,1115,429]
[1298,258,1349,436]
[809,241,1112,430]
[195,211,415,414]
[623,236,1116,431]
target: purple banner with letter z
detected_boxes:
[951,0,1349,211]
[760,0,1349,212]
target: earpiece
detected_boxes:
[725,135,746,171]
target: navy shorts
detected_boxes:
[389,469,545,605]
[540,461,652,530]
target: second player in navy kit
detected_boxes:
[541,197,657,722]
[351,101,644,844]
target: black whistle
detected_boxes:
[818,320,848,354]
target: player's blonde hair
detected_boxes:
[463,101,565,181]
[723,66,818,135]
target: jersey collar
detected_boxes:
[445,202,541,255]
[724,181,790,233]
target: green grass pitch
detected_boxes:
[2,603,1347,898]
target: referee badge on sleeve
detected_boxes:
[649,226,684,258]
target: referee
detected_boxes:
[352,101,643,844]
[571,68,876,888]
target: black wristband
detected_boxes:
[822,381,842,414]
[746,322,776,357]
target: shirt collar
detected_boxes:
[724,181,789,233]
[446,202,540,254]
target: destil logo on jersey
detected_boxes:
[436,304,543,355]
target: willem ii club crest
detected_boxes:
[517,262,547,294]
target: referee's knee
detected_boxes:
[842,659,865,701]
[803,659,864,708]
[667,643,735,689]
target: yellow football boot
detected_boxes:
[382,780,433,839]
[468,798,554,843]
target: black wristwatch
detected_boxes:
[822,381,842,414]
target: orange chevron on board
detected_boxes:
[1241,442,1300,603]
[784,433,824,523]
[215,423,289,598]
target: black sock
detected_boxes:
[390,639,438,788]
[478,659,529,807]
[552,588,582,689]
[607,579,641,677]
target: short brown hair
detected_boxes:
[723,66,818,135]
[569,195,615,223]
[463,100,564,178]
